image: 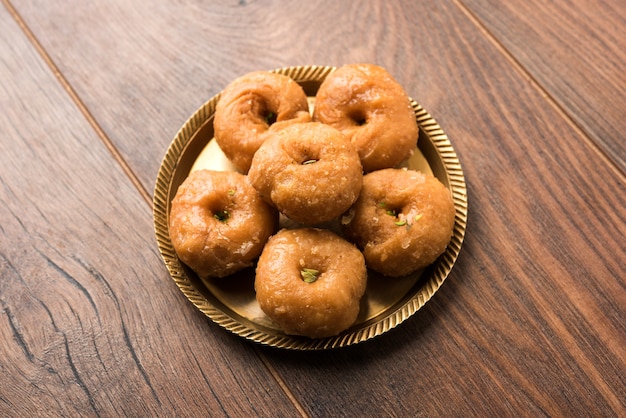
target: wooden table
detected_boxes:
[1,1,624,416]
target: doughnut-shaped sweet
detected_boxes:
[248,122,363,225]
[341,168,455,277]
[214,71,311,173]
[313,63,418,172]
[169,169,278,278]
[255,228,367,338]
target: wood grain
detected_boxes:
[2,0,625,416]
[7,0,468,193]
[257,1,625,416]
[0,5,301,417]
[460,0,626,171]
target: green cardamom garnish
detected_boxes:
[300,268,320,283]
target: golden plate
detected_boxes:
[153,65,467,350]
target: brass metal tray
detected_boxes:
[153,65,467,350]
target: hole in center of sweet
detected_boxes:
[263,110,277,126]
[378,202,407,226]
[213,209,230,222]
[348,110,367,126]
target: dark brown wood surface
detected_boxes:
[1,0,624,416]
